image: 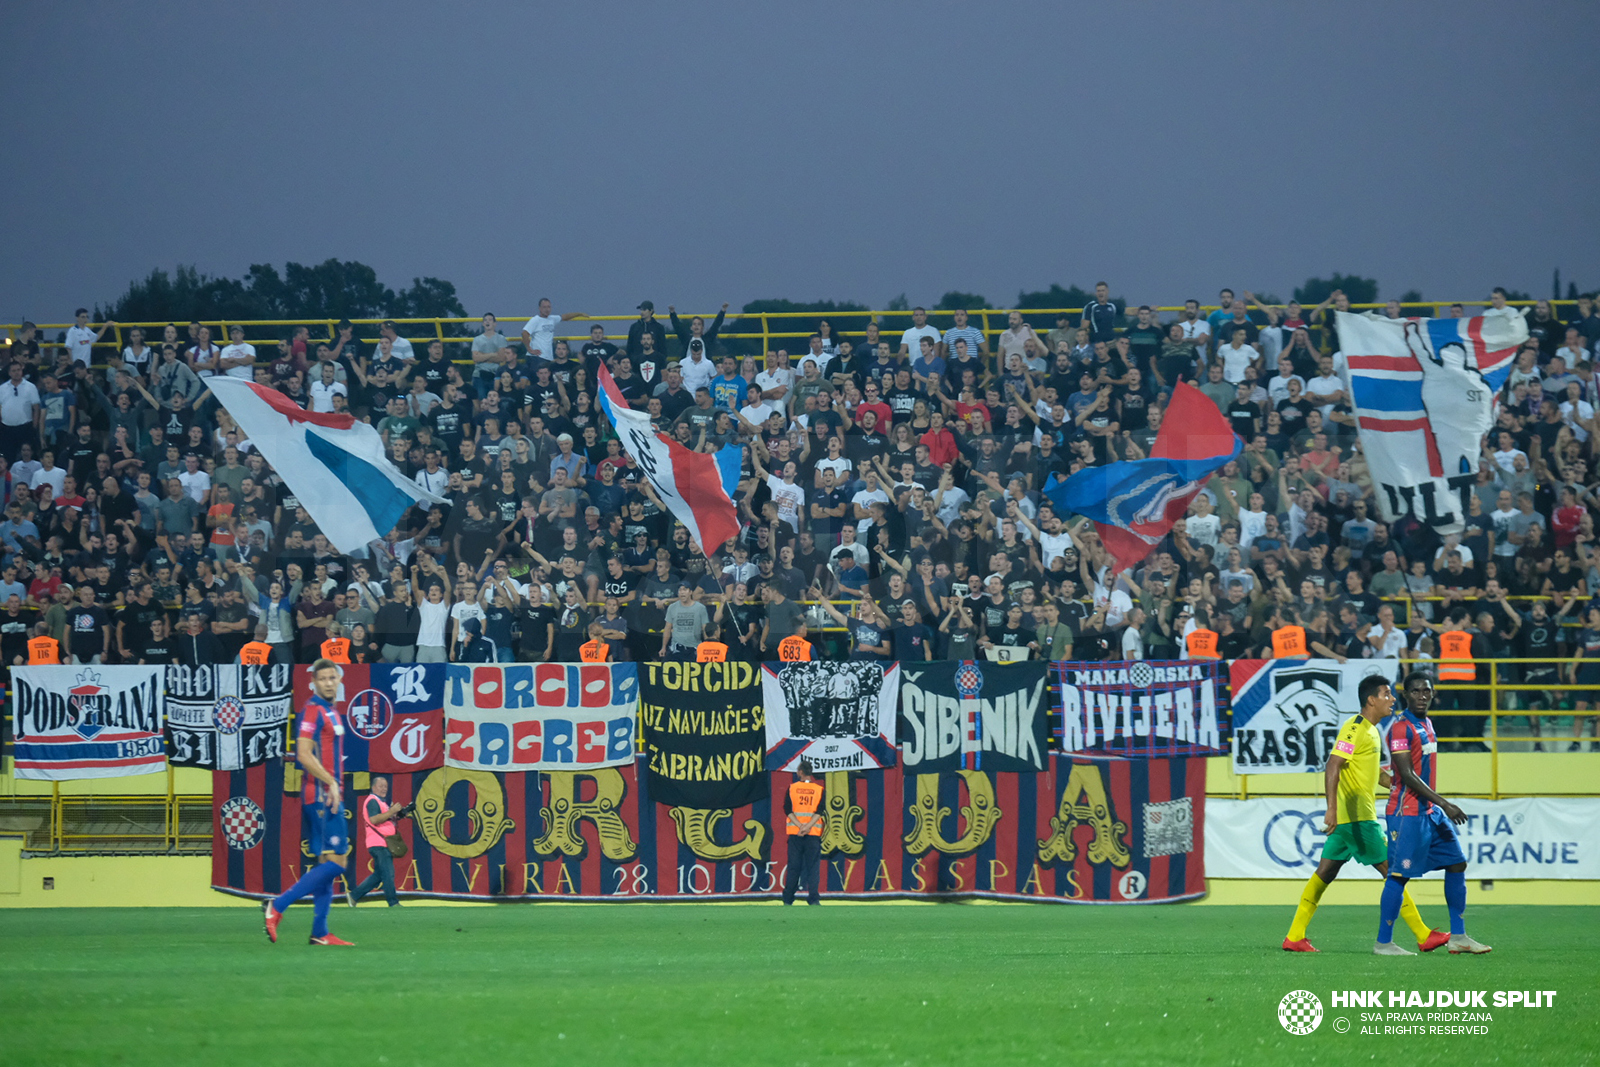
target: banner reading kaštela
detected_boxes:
[639,660,768,809]
[1230,658,1392,774]
[11,666,165,780]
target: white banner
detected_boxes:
[1230,658,1395,774]
[1206,797,1600,880]
[761,661,899,772]
[441,663,638,771]
[11,666,165,780]
[1336,309,1525,534]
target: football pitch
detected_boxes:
[0,905,1593,1067]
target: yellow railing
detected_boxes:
[5,772,211,854]
[0,300,1559,362]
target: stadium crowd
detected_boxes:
[2,289,1600,749]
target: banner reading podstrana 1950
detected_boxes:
[11,665,165,780]
[639,660,768,809]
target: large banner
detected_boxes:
[292,664,447,773]
[639,661,768,809]
[166,664,292,770]
[1056,659,1230,757]
[762,661,899,772]
[1207,797,1600,880]
[212,753,1207,904]
[442,663,638,772]
[1229,659,1393,774]
[898,661,1052,773]
[11,666,165,780]
[1336,309,1524,534]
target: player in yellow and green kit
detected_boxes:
[1282,674,1449,954]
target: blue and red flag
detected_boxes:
[1043,381,1240,571]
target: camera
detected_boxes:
[395,801,418,818]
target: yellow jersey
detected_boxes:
[1331,714,1381,824]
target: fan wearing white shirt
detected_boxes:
[520,299,586,363]
[739,399,778,428]
[308,364,348,413]
[755,352,795,403]
[1218,329,1260,384]
[64,308,115,366]
[378,321,416,362]
[188,325,224,377]
[219,326,257,380]
[899,307,941,358]
[762,459,807,532]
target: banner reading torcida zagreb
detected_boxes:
[639,660,768,809]
[442,663,638,772]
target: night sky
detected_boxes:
[3,0,1596,327]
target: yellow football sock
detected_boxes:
[1287,873,1329,941]
[1399,890,1430,943]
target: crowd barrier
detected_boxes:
[4,656,1596,860]
[4,299,1562,364]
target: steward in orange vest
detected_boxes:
[778,634,812,662]
[579,639,610,662]
[27,632,61,664]
[320,637,351,664]
[240,641,274,666]
[1185,627,1220,660]
[1438,630,1475,681]
[696,641,728,663]
[783,760,824,906]
[1271,624,1308,659]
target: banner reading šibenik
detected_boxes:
[639,661,768,809]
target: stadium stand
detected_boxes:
[2,289,1600,763]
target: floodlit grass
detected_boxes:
[0,905,1592,1066]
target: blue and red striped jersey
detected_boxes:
[1384,710,1437,817]
[296,694,345,807]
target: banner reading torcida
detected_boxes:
[639,660,768,809]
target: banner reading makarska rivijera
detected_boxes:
[898,661,1050,773]
[1057,659,1230,757]
[1230,658,1393,774]
[762,661,899,772]
[442,663,638,772]
[166,664,292,770]
[639,660,767,809]
[11,666,165,780]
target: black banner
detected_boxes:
[898,660,1051,773]
[638,661,768,809]
[165,664,292,770]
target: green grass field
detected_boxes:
[0,905,1593,1067]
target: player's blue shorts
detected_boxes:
[302,801,348,858]
[1386,808,1465,877]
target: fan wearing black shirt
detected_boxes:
[983,604,1039,658]
[427,387,469,455]
[136,615,178,665]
